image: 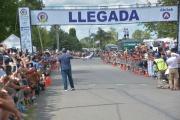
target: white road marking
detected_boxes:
[89,84,96,86]
[140,84,148,86]
[115,84,125,86]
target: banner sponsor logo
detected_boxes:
[37,12,48,23]
[20,9,27,15]
[160,8,173,12]
[163,12,170,19]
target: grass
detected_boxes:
[23,102,36,120]
[22,91,44,120]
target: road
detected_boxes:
[35,58,180,120]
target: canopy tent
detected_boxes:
[1,34,37,52]
[1,34,21,49]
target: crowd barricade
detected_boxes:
[102,55,154,78]
[147,60,155,77]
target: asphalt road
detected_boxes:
[35,57,180,120]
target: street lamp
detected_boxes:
[89,25,93,51]
[95,40,100,51]
[91,36,94,52]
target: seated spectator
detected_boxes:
[0,97,22,120]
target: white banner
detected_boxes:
[31,6,177,25]
[19,7,33,53]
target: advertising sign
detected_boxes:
[31,6,177,25]
[19,7,33,53]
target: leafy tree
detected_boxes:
[80,37,89,48]
[69,28,77,37]
[132,29,152,42]
[18,0,44,10]
[48,25,61,50]
[94,27,110,50]
[107,27,118,44]
[31,26,50,50]
[56,28,81,51]
[0,0,19,42]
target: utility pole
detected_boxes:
[89,25,93,51]
[56,25,60,51]
[93,38,94,52]
[37,26,43,51]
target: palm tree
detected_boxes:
[94,27,112,50]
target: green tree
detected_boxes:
[54,28,81,51]
[80,37,89,48]
[107,27,118,44]
[0,0,19,42]
[69,28,77,37]
[132,29,152,42]
[94,27,111,50]
[48,25,61,50]
[31,26,50,50]
[18,0,44,10]
[142,0,177,38]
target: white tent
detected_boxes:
[1,34,21,49]
[33,46,37,52]
[1,34,37,52]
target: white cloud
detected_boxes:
[43,0,158,40]
[43,0,158,6]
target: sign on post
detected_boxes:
[18,7,33,53]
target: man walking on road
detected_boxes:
[58,48,82,91]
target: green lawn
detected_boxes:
[23,102,36,120]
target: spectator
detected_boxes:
[149,46,154,53]
[166,48,180,90]
[0,97,22,120]
[57,48,82,91]
[153,53,167,88]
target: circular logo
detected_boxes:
[20,9,27,15]
[37,12,48,22]
[162,12,170,19]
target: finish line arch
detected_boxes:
[18,4,179,53]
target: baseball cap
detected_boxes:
[154,53,159,58]
[61,48,67,53]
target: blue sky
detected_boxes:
[43,0,158,40]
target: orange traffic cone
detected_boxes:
[134,68,136,74]
[121,64,123,69]
[112,63,115,67]
[46,76,52,85]
[53,65,57,70]
[48,76,52,85]
[45,81,48,88]
[119,65,121,69]
[144,71,148,78]
[50,66,53,70]
[123,65,126,70]
[138,69,142,75]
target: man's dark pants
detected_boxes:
[61,69,74,90]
